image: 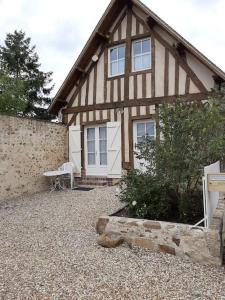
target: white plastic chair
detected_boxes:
[58,162,75,189]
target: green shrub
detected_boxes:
[119,169,172,220]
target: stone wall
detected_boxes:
[96,194,225,266]
[0,114,68,202]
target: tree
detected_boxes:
[0,30,54,119]
[120,97,225,223]
[0,71,27,114]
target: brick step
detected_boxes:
[75,177,109,187]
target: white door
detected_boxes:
[69,125,81,177]
[107,122,122,178]
[85,125,108,176]
[133,120,156,170]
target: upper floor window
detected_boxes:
[132,38,151,72]
[109,44,125,77]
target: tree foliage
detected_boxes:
[0,30,54,119]
[120,97,225,223]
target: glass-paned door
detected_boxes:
[85,125,108,176]
[133,120,156,170]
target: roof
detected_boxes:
[49,0,225,114]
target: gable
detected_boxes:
[50,0,225,115]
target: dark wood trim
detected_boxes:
[104,49,108,102]
[164,48,169,96]
[107,39,126,48]
[128,107,133,167]
[62,113,68,125]
[151,33,156,98]
[175,60,179,95]
[81,119,110,126]
[100,110,103,121]
[142,73,147,98]
[132,11,150,33]
[86,111,90,123]
[110,11,127,38]
[93,110,96,122]
[78,90,82,106]
[131,69,152,76]
[63,92,212,114]
[185,75,190,94]
[124,8,132,101]
[110,79,114,102]
[121,110,125,166]
[118,24,122,41]
[114,109,117,121]
[107,74,125,81]
[93,64,97,105]
[155,104,160,141]
[67,113,78,127]
[136,17,139,36]
[134,74,137,100]
[131,114,157,121]
[146,105,150,115]
[151,29,207,93]
[131,32,151,41]
[85,75,89,106]
[80,114,85,170]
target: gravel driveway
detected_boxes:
[0,187,225,300]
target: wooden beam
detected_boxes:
[63,92,212,114]
[96,31,110,41]
[147,16,157,29]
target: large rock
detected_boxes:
[98,232,124,248]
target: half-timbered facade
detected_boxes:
[49,0,225,182]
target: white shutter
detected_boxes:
[69,125,81,177]
[107,122,122,178]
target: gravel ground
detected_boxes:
[0,187,225,300]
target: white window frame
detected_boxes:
[132,38,152,72]
[108,44,125,77]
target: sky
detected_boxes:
[0,0,225,96]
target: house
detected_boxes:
[49,0,225,184]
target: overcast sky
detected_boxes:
[0,0,225,95]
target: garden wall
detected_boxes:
[96,194,225,266]
[0,114,68,202]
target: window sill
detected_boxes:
[132,69,152,76]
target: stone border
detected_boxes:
[96,194,225,266]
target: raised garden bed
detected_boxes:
[96,194,225,266]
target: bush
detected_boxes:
[119,169,172,220]
[119,98,225,224]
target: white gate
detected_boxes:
[201,161,220,228]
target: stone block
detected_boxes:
[158,245,176,256]
[98,232,124,248]
[96,217,109,234]
[143,221,161,230]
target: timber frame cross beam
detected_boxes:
[63,92,213,115]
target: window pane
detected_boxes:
[87,141,95,153]
[111,61,118,76]
[88,153,95,165]
[118,60,125,74]
[133,41,141,55]
[100,140,107,153]
[99,127,107,140]
[137,123,145,137]
[118,46,125,59]
[142,39,150,53]
[110,48,117,61]
[137,137,144,144]
[100,153,107,165]
[87,128,95,141]
[134,56,142,71]
[142,54,151,69]
[146,122,155,137]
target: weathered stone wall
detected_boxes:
[96,194,225,266]
[0,114,68,202]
